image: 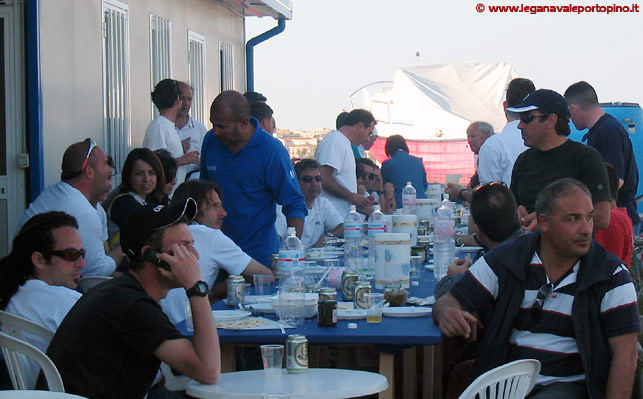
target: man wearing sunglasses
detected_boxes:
[42,198,220,398]
[507,89,611,231]
[434,178,639,399]
[0,211,85,388]
[293,159,344,247]
[19,138,122,277]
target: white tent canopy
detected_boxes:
[353,62,519,141]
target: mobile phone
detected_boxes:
[143,248,171,271]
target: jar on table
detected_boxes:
[317,299,337,327]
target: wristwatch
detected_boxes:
[186,281,208,298]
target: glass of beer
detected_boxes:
[365,293,384,323]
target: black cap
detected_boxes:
[120,197,197,258]
[506,89,570,119]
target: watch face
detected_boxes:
[196,281,208,295]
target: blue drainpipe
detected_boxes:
[26,0,44,201]
[246,18,286,92]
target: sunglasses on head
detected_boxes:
[472,181,506,195]
[44,248,86,262]
[302,176,322,183]
[520,113,549,124]
[530,282,553,320]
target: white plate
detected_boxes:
[382,307,431,318]
[247,303,274,313]
[337,309,366,320]
[424,263,434,270]
[212,310,251,321]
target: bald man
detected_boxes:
[200,90,307,266]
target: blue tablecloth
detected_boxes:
[175,267,442,346]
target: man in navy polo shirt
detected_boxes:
[200,90,307,266]
[565,81,640,233]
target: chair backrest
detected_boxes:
[160,363,190,391]
[458,359,541,399]
[0,331,64,392]
[77,276,112,293]
[0,311,54,345]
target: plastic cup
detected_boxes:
[365,292,384,323]
[253,274,273,296]
[260,344,284,377]
[410,255,423,279]
[237,283,251,305]
[278,278,305,326]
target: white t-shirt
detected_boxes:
[143,114,187,186]
[301,196,343,247]
[315,130,356,216]
[19,182,116,277]
[275,204,288,243]
[477,120,527,186]
[5,279,81,388]
[161,224,251,324]
[177,116,207,180]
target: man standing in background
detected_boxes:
[175,82,207,180]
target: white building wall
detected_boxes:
[38,0,246,187]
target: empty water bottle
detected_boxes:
[279,227,305,279]
[402,182,417,215]
[344,205,364,272]
[433,203,455,280]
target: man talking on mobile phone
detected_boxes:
[40,197,220,398]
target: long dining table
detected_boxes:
[176,267,443,399]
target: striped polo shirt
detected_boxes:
[452,252,638,385]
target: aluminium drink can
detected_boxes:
[286,334,308,373]
[354,281,372,309]
[341,271,359,301]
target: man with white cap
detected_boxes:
[507,89,611,231]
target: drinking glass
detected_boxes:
[260,344,284,378]
[365,292,384,323]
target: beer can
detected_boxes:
[354,281,372,309]
[341,271,359,301]
[271,254,281,279]
[286,334,308,373]
[226,275,245,307]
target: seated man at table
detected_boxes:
[294,159,344,247]
[40,198,220,397]
[434,182,525,299]
[434,178,639,399]
[161,180,273,323]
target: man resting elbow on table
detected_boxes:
[40,198,220,398]
[433,178,639,399]
[161,180,274,323]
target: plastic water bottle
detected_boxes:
[343,205,364,272]
[367,205,387,275]
[402,182,417,215]
[279,227,305,279]
[433,203,455,280]
[442,193,455,211]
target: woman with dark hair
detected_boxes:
[380,134,428,209]
[154,148,178,206]
[105,148,165,248]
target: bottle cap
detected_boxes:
[348,323,358,329]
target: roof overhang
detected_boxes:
[218,0,292,20]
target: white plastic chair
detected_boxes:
[0,331,64,392]
[160,362,190,391]
[458,359,541,399]
[0,310,54,345]
[77,276,112,293]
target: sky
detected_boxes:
[246,0,643,132]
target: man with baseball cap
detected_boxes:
[41,198,220,398]
[508,89,611,231]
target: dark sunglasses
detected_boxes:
[44,248,86,262]
[531,282,553,320]
[302,176,322,183]
[520,113,549,124]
